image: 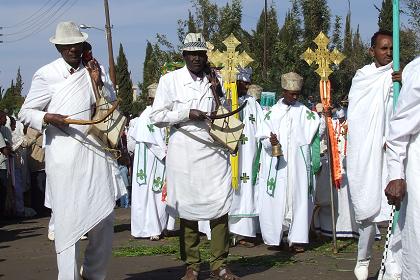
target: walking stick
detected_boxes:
[378,1,401,279]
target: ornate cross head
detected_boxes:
[207,33,254,84]
[300,32,346,81]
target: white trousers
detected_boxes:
[57,212,114,280]
[357,220,376,260]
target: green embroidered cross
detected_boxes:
[240,173,250,183]
[147,124,155,133]
[264,111,272,120]
[306,110,315,120]
[239,133,248,145]
[137,169,146,180]
[153,177,163,188]
[267,178,276,196]
[249,114,255,123]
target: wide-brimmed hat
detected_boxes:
[182,33,208,52]
[49,21,88,45]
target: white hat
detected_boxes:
[147,83,158,98]
[315,103,323,113]
[281,72,303,91]
[182,33,208,52]
[247,84,262,100]
[336,108,345,118]
[237,67,252,82]
[49,21,88,45]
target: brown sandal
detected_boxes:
[210,267,240,280]
[181,267,199,280]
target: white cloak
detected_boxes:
[229,95,263,237]
[150,66,232,221]
[347,62,393,222]
[130,106,174,237]
[386,57,420,280]
[19,58,126,253]
[313,119,358,237]
[256,99,319,245]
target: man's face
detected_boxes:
[147,97,154,106]
[56,42,84,67]
[370,35,393,67]
[283,89,300,105]
[183,51,208,75]
[237,80,250,96]
[0,114,6,126]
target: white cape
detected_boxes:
[347,62,393,222]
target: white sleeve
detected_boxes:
[386,67,420,181]
[18,70,50,132]
[149,76,190,128]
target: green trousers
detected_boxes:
[179,214,229,271]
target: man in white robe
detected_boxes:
[313,109,358,238]
[347,30,402,280]
[130,83,175,240]
[150,33,239,280]
[386,56,420,280]
[18,21,125,280]
[229,70,264,245]
[257,72,320,252]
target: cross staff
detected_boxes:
[301,31,346,254]
[207,33,253,189]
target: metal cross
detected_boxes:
[240,173,250,183]
[300,32,346,81]
[207,33,254,84]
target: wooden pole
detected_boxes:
[104,0,116,88]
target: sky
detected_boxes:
[0,0,410,95]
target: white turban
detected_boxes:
[336,108,345,118]
[237,67,252,83]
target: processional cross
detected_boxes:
[207,34,253,189]
[300,31,345,253]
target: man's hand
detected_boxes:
[44,113,69,128]
[385,179,407,210]
[391,71,402,83]
[86,59,104,88]
[189,109,208,121]
[270,132,279,146]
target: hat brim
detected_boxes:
[49,32,88,45]
[181,46,208,52]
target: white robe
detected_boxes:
[386,57,420,280]
[150,66,232,221]
[229,95,263,237]
[257,99,319,245]
[18,58,126,253]
[130,106,174,237]
[347,62,393,222]
[313,119,358,237]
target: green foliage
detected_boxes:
[116,43,133,116]
[403,0,420,48]
[377,0,393,32]
[0,69,25,114]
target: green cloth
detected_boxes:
[180,215,229,272]
[252,142,262,186]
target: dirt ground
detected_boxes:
[0,208,384,279]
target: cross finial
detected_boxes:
[300,32,346,81]
[207,33,254,83]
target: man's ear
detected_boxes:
[368,47,375,58]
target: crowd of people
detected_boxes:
[1,21,420,280]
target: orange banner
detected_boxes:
[320,80,342,188]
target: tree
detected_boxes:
[403,0,420,48]
[300,0,331,47]
[331,16,343,50]
[15,67,24,97]
[116,43,133,116]
[343,11,352,55]
[377,0,393,31]
[0,77,25,114]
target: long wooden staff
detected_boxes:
[378,1,401,279]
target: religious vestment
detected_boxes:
[256,99,319,246]
[229,94,263,237]
[19,58,126,254]
[313,118,358,237]
[130,106,175,237]
[347,62,394,223]
[150,66,232,221]
[386,57,420,280]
